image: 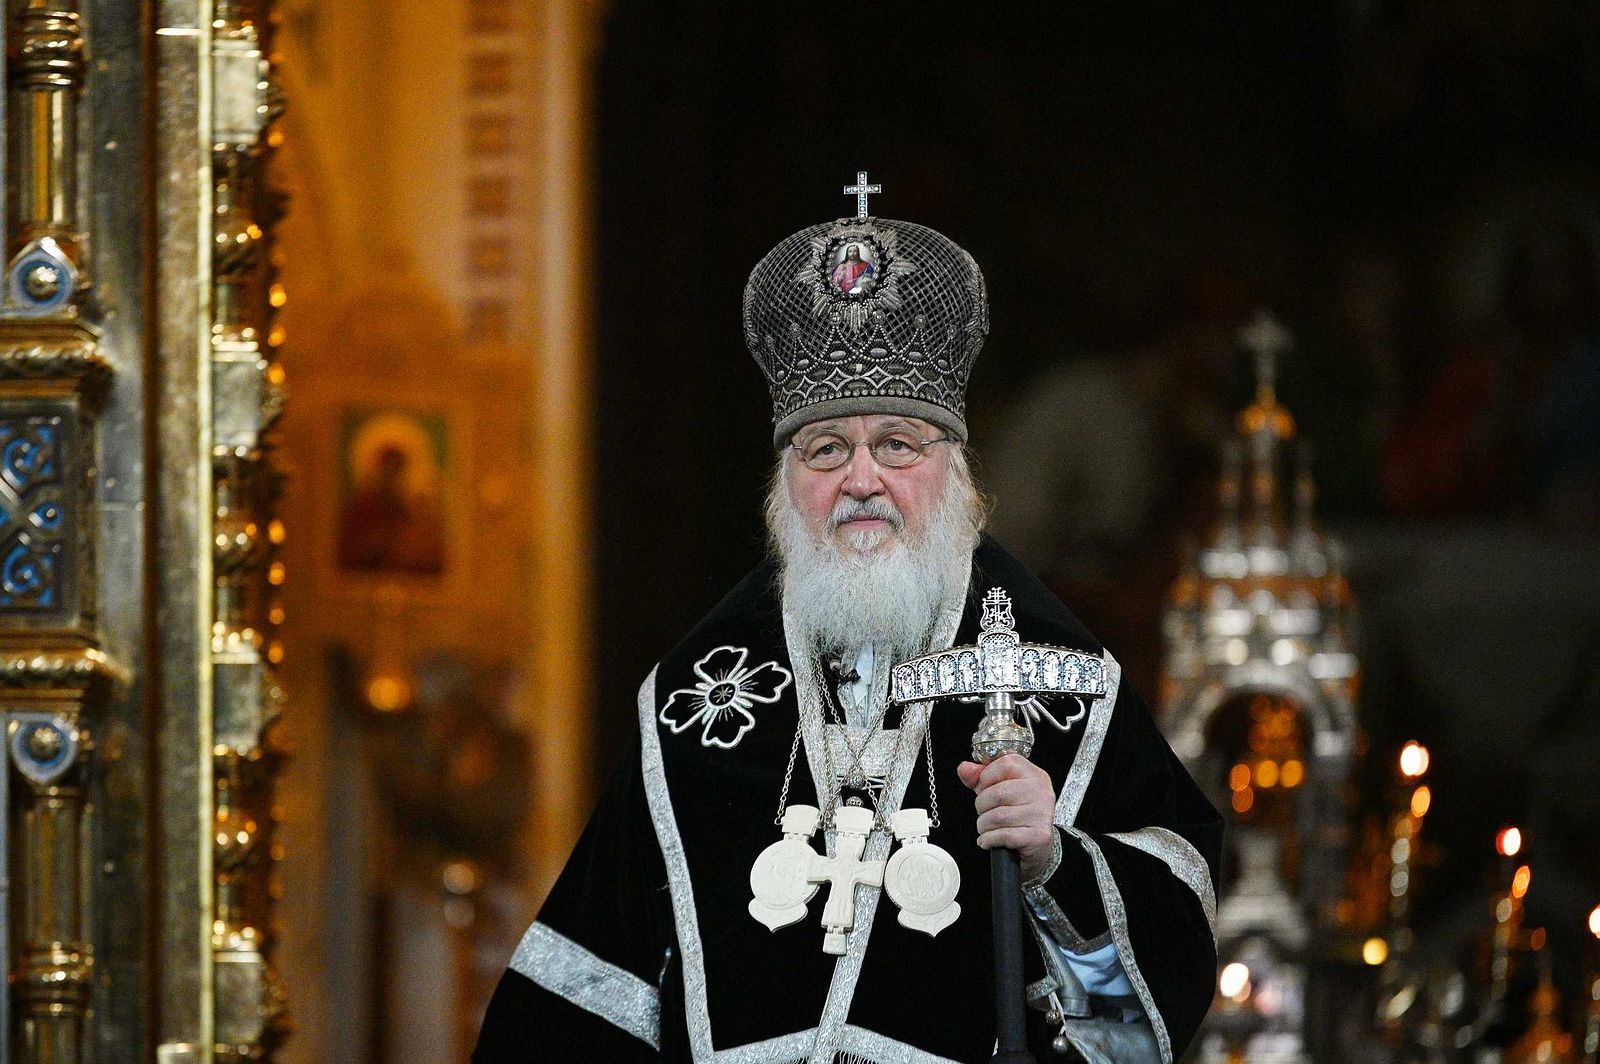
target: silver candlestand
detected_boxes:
[892,588,1108,1064]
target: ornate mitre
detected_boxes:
[743,210,989,446]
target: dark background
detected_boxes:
[591,0,1600,1009]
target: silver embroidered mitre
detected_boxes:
[743,214,989,446]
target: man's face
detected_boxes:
[784,413,949,553]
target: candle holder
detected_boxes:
[1213,963,1267,1064]
[1376,827,1533,1063]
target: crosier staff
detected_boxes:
[892,588,1108,1064]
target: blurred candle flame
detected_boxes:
[1496,826,1523,857]
[1219,962,1251,1003]
[1512,865,1532,900]
[1410,786,1432,818]
[1398,741,1430,779]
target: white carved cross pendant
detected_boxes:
[810,804,885,955]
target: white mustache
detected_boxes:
[828,496,904,532]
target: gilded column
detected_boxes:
[2,0,125,1061]
[209,0,287,1058]
[6,0,84,313]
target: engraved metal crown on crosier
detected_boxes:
[889,588,1107,705]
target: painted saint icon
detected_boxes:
[335,407,448,577]
[830,242,877,296]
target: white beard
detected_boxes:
[768,463,982,664]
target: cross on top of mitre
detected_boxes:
[843,170,881,218]
[890,588,1108,705]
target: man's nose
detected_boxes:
[841,444,885,498]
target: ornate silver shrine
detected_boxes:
[1160,312,1361,1064]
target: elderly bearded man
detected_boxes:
[475,200,1221,1064]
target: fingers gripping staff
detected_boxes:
[891,587,1108,1064]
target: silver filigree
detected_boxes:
[746,211,988,446]
[509,921,661,1049]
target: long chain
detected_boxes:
[776,648,941,836]
[826,664,878,786]
[774,716,804,825]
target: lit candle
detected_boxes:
[1220,962,1252,1004]
[1489,827,1526,991]
[1387,742,1431,937]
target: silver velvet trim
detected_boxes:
[1024,879,1095,952]
[707,1025,962,1062]
[1054,652,1121,828]
[837,1024,963,1063]
[509,921,661,1050]
[1065,827,1174,1064]
[1108,827,1218,939]
[638,667,718,1060]
[715,1029,818,1063]
[1022,827,1063,888]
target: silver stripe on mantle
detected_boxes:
[1107,826,1218,939]
[713,1024,961,1064]
[1054,652,1121,828]
[509,920,661,1049]
[1064,826,1174,1064]
[638,666,719,1060]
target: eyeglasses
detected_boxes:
[789,429,953,472]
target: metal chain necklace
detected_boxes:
[752,645,962,952]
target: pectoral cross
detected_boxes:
[810,804,885,955]
[843,170,881,218]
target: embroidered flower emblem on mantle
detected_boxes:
[659,646,793,749]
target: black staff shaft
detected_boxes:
[990,846,1037,1063]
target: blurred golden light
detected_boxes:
[268,323,287,347]
[1362,937,1389,966]
[1587,905,1600,938]
[1232,787,1254,814]
[1256,760,1280,788]
[1219,962,1251,1002]
[1529,927,1546,951]
[266,641,284,665]
[1280,759,1304,788]
[365,673,412,712]
[1398,741,1429,779]
[269,283,287,308]
[268,605,285,626]
[268,518,286,545]
[268,560,286,586]
[1496,826,1523,857]
[1229,764,1251,791]
[1512,865,1532,900]
[1410,786,1432,818]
